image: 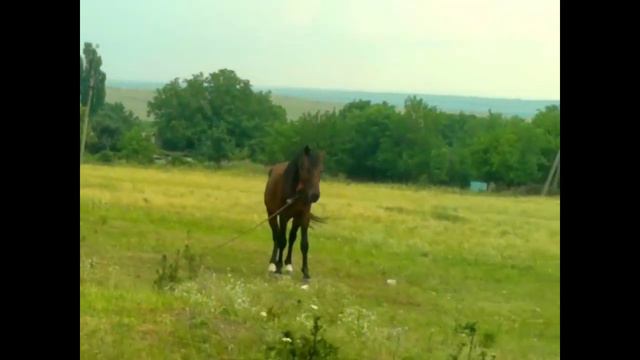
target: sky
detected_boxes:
[80,0,559,100]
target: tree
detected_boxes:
[80,43,106,115]
[148,69,286,163]
[531,105,560,178]
[80,42,107,163]
[86,102,140,154]
[532,105,560,141]
[429,146,450,184]
[340,103,396,180]
[80,55,84,95]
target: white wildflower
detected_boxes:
[281,337,292,343]
[310,304,318,310]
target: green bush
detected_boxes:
[95,150,115,163]
[120,127,156,164]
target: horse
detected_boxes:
[264,145,325,280]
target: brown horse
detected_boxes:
[264,145,324,280]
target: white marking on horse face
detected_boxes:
[285,264,293,273]
[268,263,276,272]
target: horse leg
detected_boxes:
[284,217,301,273]
[275,215,289,273]
[268,217,278,272]
[300,215,311,280]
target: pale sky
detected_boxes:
[80,0,559,100]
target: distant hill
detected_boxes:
[255,86,559,119]
[268,95,342,119]
[106,87,155,120]
[106,86,343,121]
[106,80,559,120]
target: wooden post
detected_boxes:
[551,157,560,191]
[542,150,560,196]
[80,70,95,164]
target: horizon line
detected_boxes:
[107,78,560,103]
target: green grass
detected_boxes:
[106,87,344,121]
[80,164,559,359]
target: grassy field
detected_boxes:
[80,164,559,359]
[269,95,343,120]
[106,87,344,121]
[106,87,155,121]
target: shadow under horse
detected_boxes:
[264,145,325,280]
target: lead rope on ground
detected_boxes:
[211,195,298,250]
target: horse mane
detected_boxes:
[282,152,301,200]
[282,146,322,201]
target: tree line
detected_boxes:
[81,45,559,189]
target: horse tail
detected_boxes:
[309,212,326,225]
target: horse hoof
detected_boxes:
[268,263,276,272]
[285,264,293,273]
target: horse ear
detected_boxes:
[303,145,311,156]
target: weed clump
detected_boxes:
[153,244,201,290]
[265,316,339,360]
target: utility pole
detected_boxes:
[542,150,560,196]
[80,68,95,164]
[551,158,559,189]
